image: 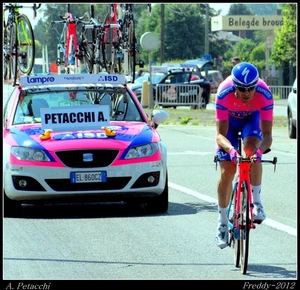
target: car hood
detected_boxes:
[7,122,158,152]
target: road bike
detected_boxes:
[214,132,277,274]
[102,4,123,74]
[3,3,41,85]
[51,4,85,74]
[118,4,137,83]
[79,4,120,74]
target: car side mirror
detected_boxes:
[151,109,169,129]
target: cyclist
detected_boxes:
[214,62,274,249]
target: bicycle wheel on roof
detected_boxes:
[16,14,35,76]
[104,13,114,73]
[3,22,13,81]
[126,17,136,83]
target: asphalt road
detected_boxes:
[3,125,297,282]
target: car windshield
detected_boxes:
[13,87,144,125]
[135,73,166,84]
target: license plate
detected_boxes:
[70,171,107,183]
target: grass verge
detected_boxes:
[144,107,287,127]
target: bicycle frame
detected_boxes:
[51,5,80,74]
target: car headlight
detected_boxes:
[11,146,51,161]
[125,143,159,159]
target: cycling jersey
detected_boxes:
[215,76,274,122]
[215,76,274,160]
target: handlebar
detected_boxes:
[51,14,87,26]
[84,23,120,30]
[214,155,278,172]
[4,3,41,19]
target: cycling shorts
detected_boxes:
[216,110,262,161]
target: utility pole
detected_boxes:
[160,4,165,64]
[205,4,209,77]
[205,4,209,55]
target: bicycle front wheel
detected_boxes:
[16,14,35,76]
[239,181,250,275]
[228,182,240,267]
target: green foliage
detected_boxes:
[249,43,266,62]
[179,116,193,125]
[271,4,296,66]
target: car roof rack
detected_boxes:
[19,73,127,88]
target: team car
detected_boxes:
[127,62,212,109]
[3,74,169,216]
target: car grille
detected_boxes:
[55,149,119,168]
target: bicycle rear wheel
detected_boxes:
[16,14,35,77]
[104,13,114,73]
[239,181,250,274]
[10,21,18,86]
[3,23,13,82]
[127,18,136,82]
[228,182,240,267]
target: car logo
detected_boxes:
[83,153,93,162]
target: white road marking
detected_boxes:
[168,151,213,155]
[169,182,297,237]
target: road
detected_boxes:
[3,125,297,283]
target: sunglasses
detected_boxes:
[236,86,256,92]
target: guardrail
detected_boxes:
[269,85,292,105]
[155,84,203,109]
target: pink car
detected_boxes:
[3,74,169,216]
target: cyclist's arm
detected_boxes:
[216,120,234,153]
[256,120,273,154]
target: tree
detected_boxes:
[271,4,296,66]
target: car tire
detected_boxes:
[288,110,296,139]
[4,192,21,217]
[145,172,168,213]
[199,96,207,109]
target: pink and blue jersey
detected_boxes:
[216,76,274,122]
[215,76,274,160]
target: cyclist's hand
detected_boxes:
[251,148,262,163]
[229,148,239,164]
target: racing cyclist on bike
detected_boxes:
[214,62,274,249]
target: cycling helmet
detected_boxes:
[231,62,259,88]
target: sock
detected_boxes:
[251,185,262,204]
[218,206,228,225]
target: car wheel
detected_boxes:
[145,172,168,213]
[199,96,207,109]
[4,192,21,217]
[288,110,296,139]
